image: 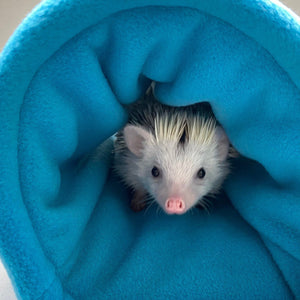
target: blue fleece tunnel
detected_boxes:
[0,0,299,299]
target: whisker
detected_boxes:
[144,199,157,215]
[156,205,160,216]
[197,198,211,215]
[189,206,197,216]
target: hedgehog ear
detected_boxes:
[123,125,151,157]
[214,126,230,161]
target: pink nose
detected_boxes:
[165,197,185,214]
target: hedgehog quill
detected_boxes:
[114,88,235,215]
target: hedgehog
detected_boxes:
[114,88,234,215]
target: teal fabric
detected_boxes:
[0,0,299,299]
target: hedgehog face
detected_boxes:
[123,124,230,214]
[145,141,229,214]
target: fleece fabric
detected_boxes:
[0,0,299,299]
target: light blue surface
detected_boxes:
[0,1,299,299]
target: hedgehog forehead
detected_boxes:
[146,138,217,176]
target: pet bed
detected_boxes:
[0,0,299,298]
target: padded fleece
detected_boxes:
[0,0,299,299]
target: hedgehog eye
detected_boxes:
[197,168,206,179]
[151,166,160,178]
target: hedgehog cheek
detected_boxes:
[123,125,151,157]
[214,126,230,161]
[182,190,201,211]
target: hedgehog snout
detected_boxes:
[165,197,186,214]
